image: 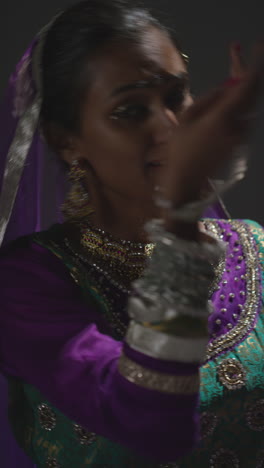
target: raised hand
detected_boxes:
[160,42,264,229]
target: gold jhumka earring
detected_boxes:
[62,159,95,221]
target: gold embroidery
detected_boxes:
[204,220,226,298]
[46,458,61,468]
[205,221,261,360]
[78,221,154,290]
[47,445,60,457]
[217,358,246,390]
[118,353,199,394]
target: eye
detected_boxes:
[110,104,149,121]
[165,89,186,113]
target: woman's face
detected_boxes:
[71,27,192,219]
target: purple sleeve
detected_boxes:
[0,240,200,462]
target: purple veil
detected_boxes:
[0,21,232,467]
[0,33,69,468]
[0,44,68,248]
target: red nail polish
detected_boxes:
[233,42,241,52]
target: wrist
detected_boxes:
[125,320,208,363]
[163,218,200,241]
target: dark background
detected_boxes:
[1,0,264,223]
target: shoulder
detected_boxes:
[241,219,264,245]
[219,218,263,253]
[0,225,77,294]
[204,218,263,244]
[204,217,264,283]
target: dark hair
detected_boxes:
[41,0,183,134]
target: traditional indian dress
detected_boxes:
[0,218,264,467]
[0,20,262,468]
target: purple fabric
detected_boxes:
[203,202,228,220]
[0,43,68,467]
[0,33,228,466]
[0,239,200,461]
[209,220,262,339]
[208,220,248,340]
[207,220,262,361]
[0,43,68,248]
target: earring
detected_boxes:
[62,159,95,221]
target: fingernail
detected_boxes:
[223,77,241,87]
[232,41,241,52]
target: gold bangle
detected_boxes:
[118,353,199,395]
[142,315,208,338]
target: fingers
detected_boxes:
[182,41,264,139]
[230,42,246,78]
[181,88,223,122]
[213,42,264,122]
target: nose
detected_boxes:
[149,108,180,146]
[184,93,194,109]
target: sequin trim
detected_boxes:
[200,411,218,439]
[46,458,61,468]
[246,399,264,431]
[118,353,199,394]
[204,221,227,298]
[210,448,239,467]
[73,424,97,445]
[37,403,56,431]
[217,358,246,390]
[205,220,262,360]
[256,450,264,468]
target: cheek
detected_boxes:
[82,118,146,171]
[80,119,152,198]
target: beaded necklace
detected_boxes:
[63,221,155,338]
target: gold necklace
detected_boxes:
[76,221,155,290]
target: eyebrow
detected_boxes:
[110,72,189,97]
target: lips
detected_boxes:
[146,160,166,167]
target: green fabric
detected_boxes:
[7,220,264,467]
[8,225,153,468]
[179,219,264,467]
[32,225,110,320]
[10,380,152,468]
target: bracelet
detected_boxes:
[145,219,224,264]
[129,221,224,324]
[128,295,214,324]
[118,352,200,394]
[125,321,208,362]
[142,314,208,337]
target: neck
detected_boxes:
[87,191,154,243]
[84,182,208,243]
[88,213,148,243]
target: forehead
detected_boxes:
[88,28,187,99]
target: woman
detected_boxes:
[0,1,264,467]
